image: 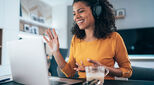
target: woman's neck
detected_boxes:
[84,26,96,42]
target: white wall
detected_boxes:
[52,5,68,48]
[110,0,154,29]
[0,0,19,76]
[0,0,4,28]
[51,1,74,49]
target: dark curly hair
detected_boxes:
[72,0,117,39]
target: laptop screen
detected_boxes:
[7,38,50,85]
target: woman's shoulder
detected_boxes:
[109,32,121,39]
[71,35,81,43]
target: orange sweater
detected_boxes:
[61,32,132,79]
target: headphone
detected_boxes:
[92,0,102,19]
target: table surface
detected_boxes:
[104,80,154,85]
[1,79,154,85]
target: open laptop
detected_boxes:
[7,37,83,85]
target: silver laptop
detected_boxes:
[7,37,83,85]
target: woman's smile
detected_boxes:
[76,19,85,26]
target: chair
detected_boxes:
[48,48,68,76]
[129,66,154,81]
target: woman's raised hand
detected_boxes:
[43,28,59,53]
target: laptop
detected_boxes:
[7,37,83,85]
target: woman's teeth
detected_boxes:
[77,20,84,24]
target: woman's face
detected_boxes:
[73,2,95,30]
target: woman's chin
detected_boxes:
[79,28,85,30]
[78,26,85,30]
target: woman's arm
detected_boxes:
[43,28,66,69]
[44,29,77,77]
[52,50,66,69]
[114,33,132,78]
[105,67,122,77]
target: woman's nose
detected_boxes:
[74,13,81,19]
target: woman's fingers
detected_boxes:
[48,29,54,39]
[76,61,83,67]
[43,36,49,43]
[74,61,85,72]
[52,28,58,39]
[76,62,79,67]
[87,58,102,66]
[46,31,52,40]
[74,67,85,72]
[74,68,78,71]
[87,59,97,65]
[45,29,54,40]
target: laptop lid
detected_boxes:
[7,38,50,85]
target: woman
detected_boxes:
[43,0,132,80]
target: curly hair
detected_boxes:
[72,0,117,39]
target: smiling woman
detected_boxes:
[44,0,132,80]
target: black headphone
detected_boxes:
[92,0,102,19]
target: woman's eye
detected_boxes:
[73,14,75,16]
[79,10,84,13]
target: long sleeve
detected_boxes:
[114,33,132,78]
[61,36,76,77]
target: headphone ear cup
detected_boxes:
[92,0,102,19]
[95,5,102,17]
